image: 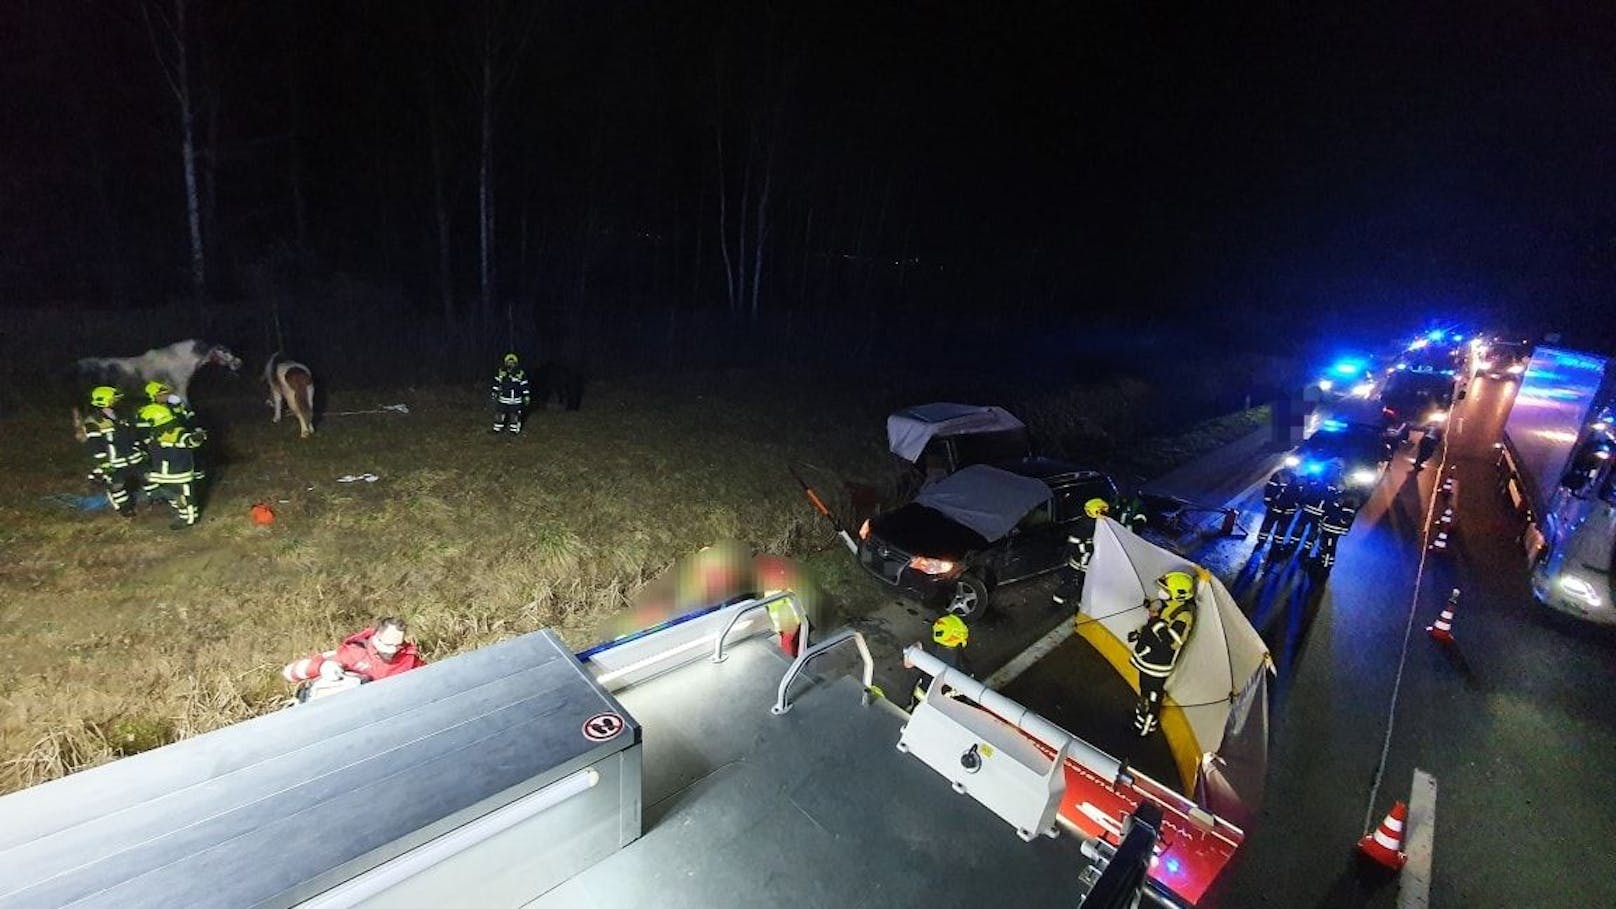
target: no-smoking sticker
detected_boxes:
[582,712,625,742]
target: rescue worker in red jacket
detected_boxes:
[282,617,426,689]
[1130,571,1197,737]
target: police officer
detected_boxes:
[1286,471,1331,550]
[1130,571,1197,737]
[907,614,969,709]
[490,353,531,434]
[1312,490,1360,570]
[1053,497,1110,607]
[1255,467,1299,548]
[141,404,208,529]
[81,386,142,517]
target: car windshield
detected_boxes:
[1304,424,1388,465]
[947,427,1031,468]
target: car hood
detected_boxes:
[868,503,989,561]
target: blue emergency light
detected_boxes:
[1303,461,1325,475]
[1426,329,1446,341]
[1332,361,1363,376]
[1319,419,1347,432]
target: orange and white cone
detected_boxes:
[1357,801,1409,870]
[1427,588,1459,645]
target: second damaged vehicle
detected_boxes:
[856,462,1118,620]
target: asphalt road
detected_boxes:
[979,376,1616,907]
[1185,375,1616,907]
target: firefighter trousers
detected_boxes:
[148,480,200,527]
[1315,529,1345,568]
[96,466,140,516]
[1287,512,1322,547]
[493,403,525,433]
[1052,540,1094,605]
[1256,507,1295,544]
[1134,672,1168,736]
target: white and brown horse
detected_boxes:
[265,352,316,437]
[74,340,242,401]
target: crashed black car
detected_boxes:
[1285,417,1393,494]
[855,461,1118,619]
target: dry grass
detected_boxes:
[0,370,1261,794]
[0,371,889,794]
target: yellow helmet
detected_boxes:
[932,614,969,648]
[1084,497,1111,519]
[90,386,122,408]
[1156,570,1196,602]
[502,353,519,367]
[139,403,176,429]
[144,380,172,401]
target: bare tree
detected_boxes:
[473,0,541,331]
[142,0,206,311]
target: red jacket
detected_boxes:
[283,628,426,683]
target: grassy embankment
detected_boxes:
[0,372,1265,793]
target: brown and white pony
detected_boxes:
[265,352,316,437]
[74,340,242,401]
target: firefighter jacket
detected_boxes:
[1300,480,1333,517]
[147,425,206,484]
[83,412,143,471]
[1321,495,1360,535]
[136,398,197,435]
[1064,513,1100,547]
[283,627,427,683]
[1129,598,1196,679]
[1264,473,1299,512]
[492,368,531,405]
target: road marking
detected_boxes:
[984,617,1074,690]
[1400,769,1438,909]
[1364,404,1454,833]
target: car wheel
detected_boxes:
[947,574,991,622]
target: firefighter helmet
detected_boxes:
[932,614,969,648]
[144,380,172,401]
[1084,497,1111,519]
[89,386,122,408]
[503,353,519,367]
[1156,570,1196,602]
[139,403,177,429]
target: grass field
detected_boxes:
[0,371,1265,794]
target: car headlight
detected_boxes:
[1559,575,1602,606]
[1426,411,1448,423]
[1283,455,1301,468]
[1351,382,1376,398]
[1317,379,1334,392]
[907,556,958,576]
[1349,468,1378,487]
[1507,364,1525,375]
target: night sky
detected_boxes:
[5,2,1615,358]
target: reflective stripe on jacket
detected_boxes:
[492,369,530,405]
[147,426,204,483]
[83,415,141,469]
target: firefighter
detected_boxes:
[81,386,142,517]
[1117,491,1149,534]
[1053,497,1110,606]
[1130,571,1197,737]
[141,404,208,529]
[490,353,531,434]
[282,617,426,701]
[1285,471,1330,550]
[1255,467,1299,548]
[135,381,202,486]
[907,614,969,709]
[1312,489,1360,570]
[1413,427,1441,471]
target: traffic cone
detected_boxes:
[1357,801,1409,870]
[1427,589,1459,645]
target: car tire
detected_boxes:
[947,574,991,623]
